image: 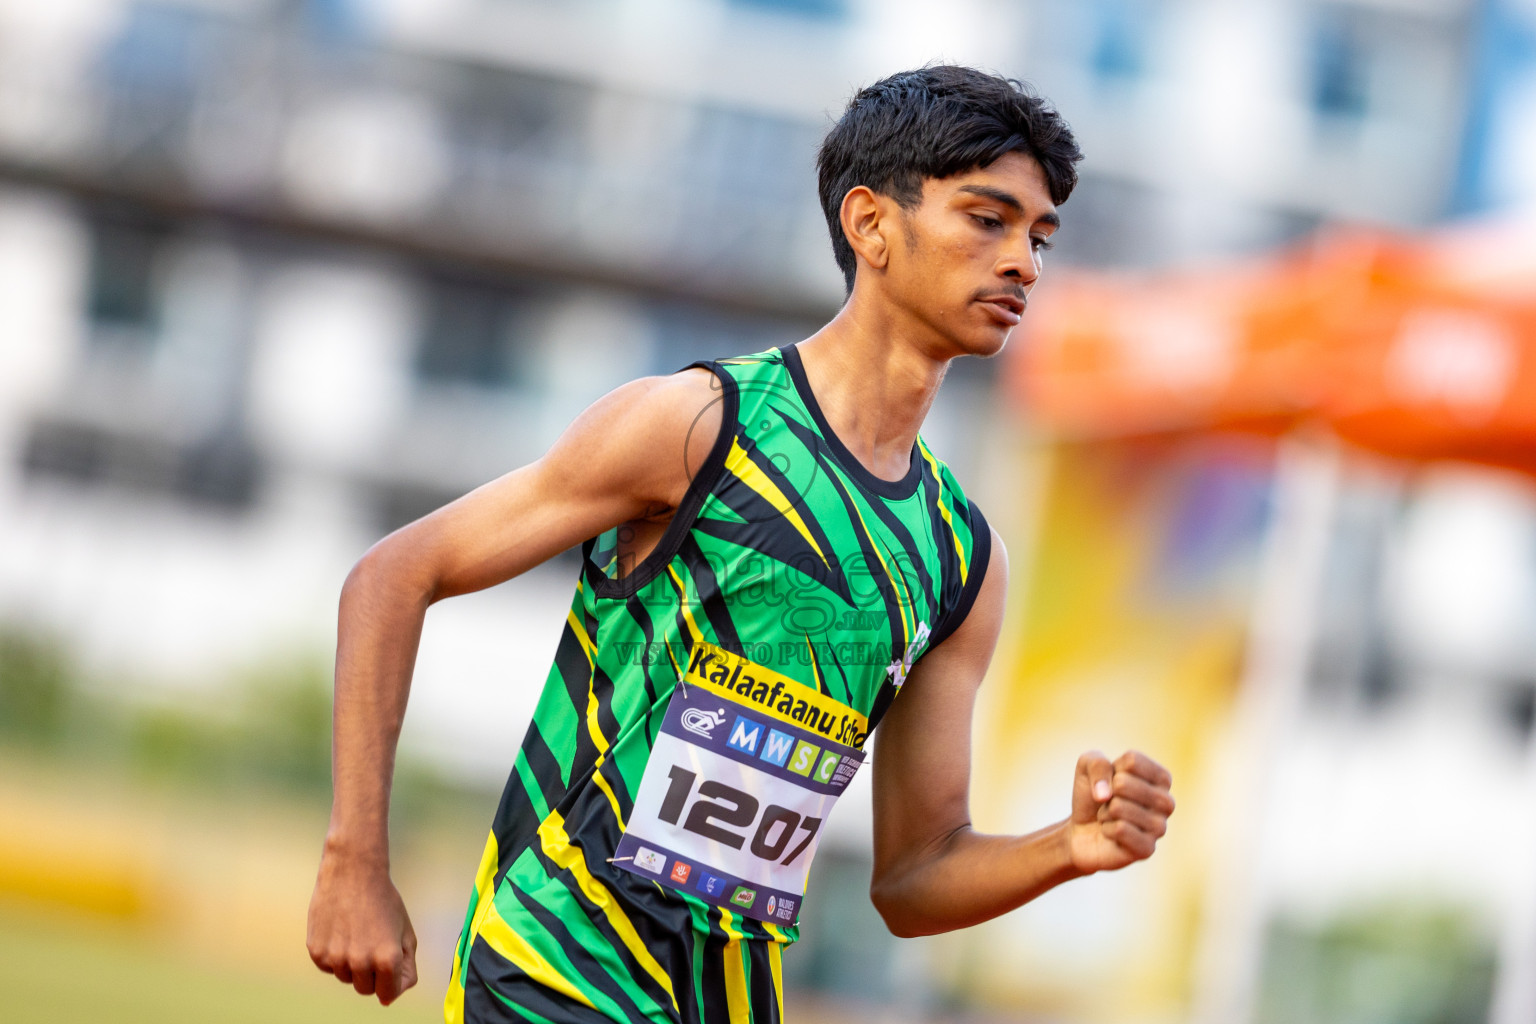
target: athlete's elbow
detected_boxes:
[869,878,939,939]
[343,534,437,609]
[875,907,928,939]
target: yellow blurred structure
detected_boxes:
[0,752,466,1023]
[957,436,1267,1021]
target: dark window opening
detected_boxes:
[23,418,260,511]
[85,212,175,347]
[415,275,536,389]
[1310,13,1370,122]
[1502,680,1536,745]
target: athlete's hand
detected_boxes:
[1066,750,1174,874]
[307,847,419,1005]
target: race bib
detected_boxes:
[613,642,868,925]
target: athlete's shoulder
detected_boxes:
[646,348,782,411]
[587,366,720,437]
[715,346,786,367]
[710,346,792,389]
[540,366,730,514]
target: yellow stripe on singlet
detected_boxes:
[723,437,830,568]
[804,634,823,692]
[764,916,790,1018]
[478,899,599,1011]
[566,609,611,759]
[846,495,913,647]
[666,566,706,646]
[444,830,501,1024]
[585,689,610,758]
[884,531,918,640]
[561,604,625,826]
[591,757,625,828]
[769,940,784,1020]
[450,831,601,1014]
[569,608,626,825]
[537,813,679,1015]
[919,441,968,585]
[567,607,597,665]
[718,908,752,1024]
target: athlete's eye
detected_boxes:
[971,214,1003,230]
[1031,236,1055,252]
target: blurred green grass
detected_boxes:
[1255,905,1497,1024]
[0,623,493,825]
[0,903,442,1024]
[0,623,493,1024]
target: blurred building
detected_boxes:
[0,0,1530,1021]
[1452,0,1536,215]
[0,0,1490,730]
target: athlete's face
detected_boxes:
[882,151,1059,358]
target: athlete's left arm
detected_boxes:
[868,527,1175,937]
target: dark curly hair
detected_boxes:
[817,65,1083,292]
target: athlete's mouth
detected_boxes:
[976,293,1027,325]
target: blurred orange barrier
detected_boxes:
[1015,227,1536,475]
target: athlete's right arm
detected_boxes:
[306,368,724,1005]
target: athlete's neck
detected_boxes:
[793,311,949,483]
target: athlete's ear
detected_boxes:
[840,185,892,273]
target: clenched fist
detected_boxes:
[307,845,420,1005]
[1067,750,1175,874]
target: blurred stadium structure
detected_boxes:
[2,1,1536,1023]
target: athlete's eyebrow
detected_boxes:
[956,184,1023,212]
[956,184,1060,228]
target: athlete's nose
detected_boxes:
[996,238,1041,287]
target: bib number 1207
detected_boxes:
[658,766,821,866]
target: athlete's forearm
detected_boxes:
[869,819,1083,937]
[324,543,434,862]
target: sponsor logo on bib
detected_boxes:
[813,750,840,785]
[681,707,727,739]
[731,886,756,909]
[759,728,795,767]
[787,740,820,777]
[727,716,763,755]
[669,861,692,884]
[634,847,666,874]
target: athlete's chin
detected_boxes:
[924,307,1015,359]
[950,325,1013,359]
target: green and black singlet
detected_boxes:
[446,344,990,1024]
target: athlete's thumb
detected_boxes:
[399,952,419,995]
[1072,750,1114,824]
[399,919,419,993]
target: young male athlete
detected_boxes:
[307,65,1175,1022]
